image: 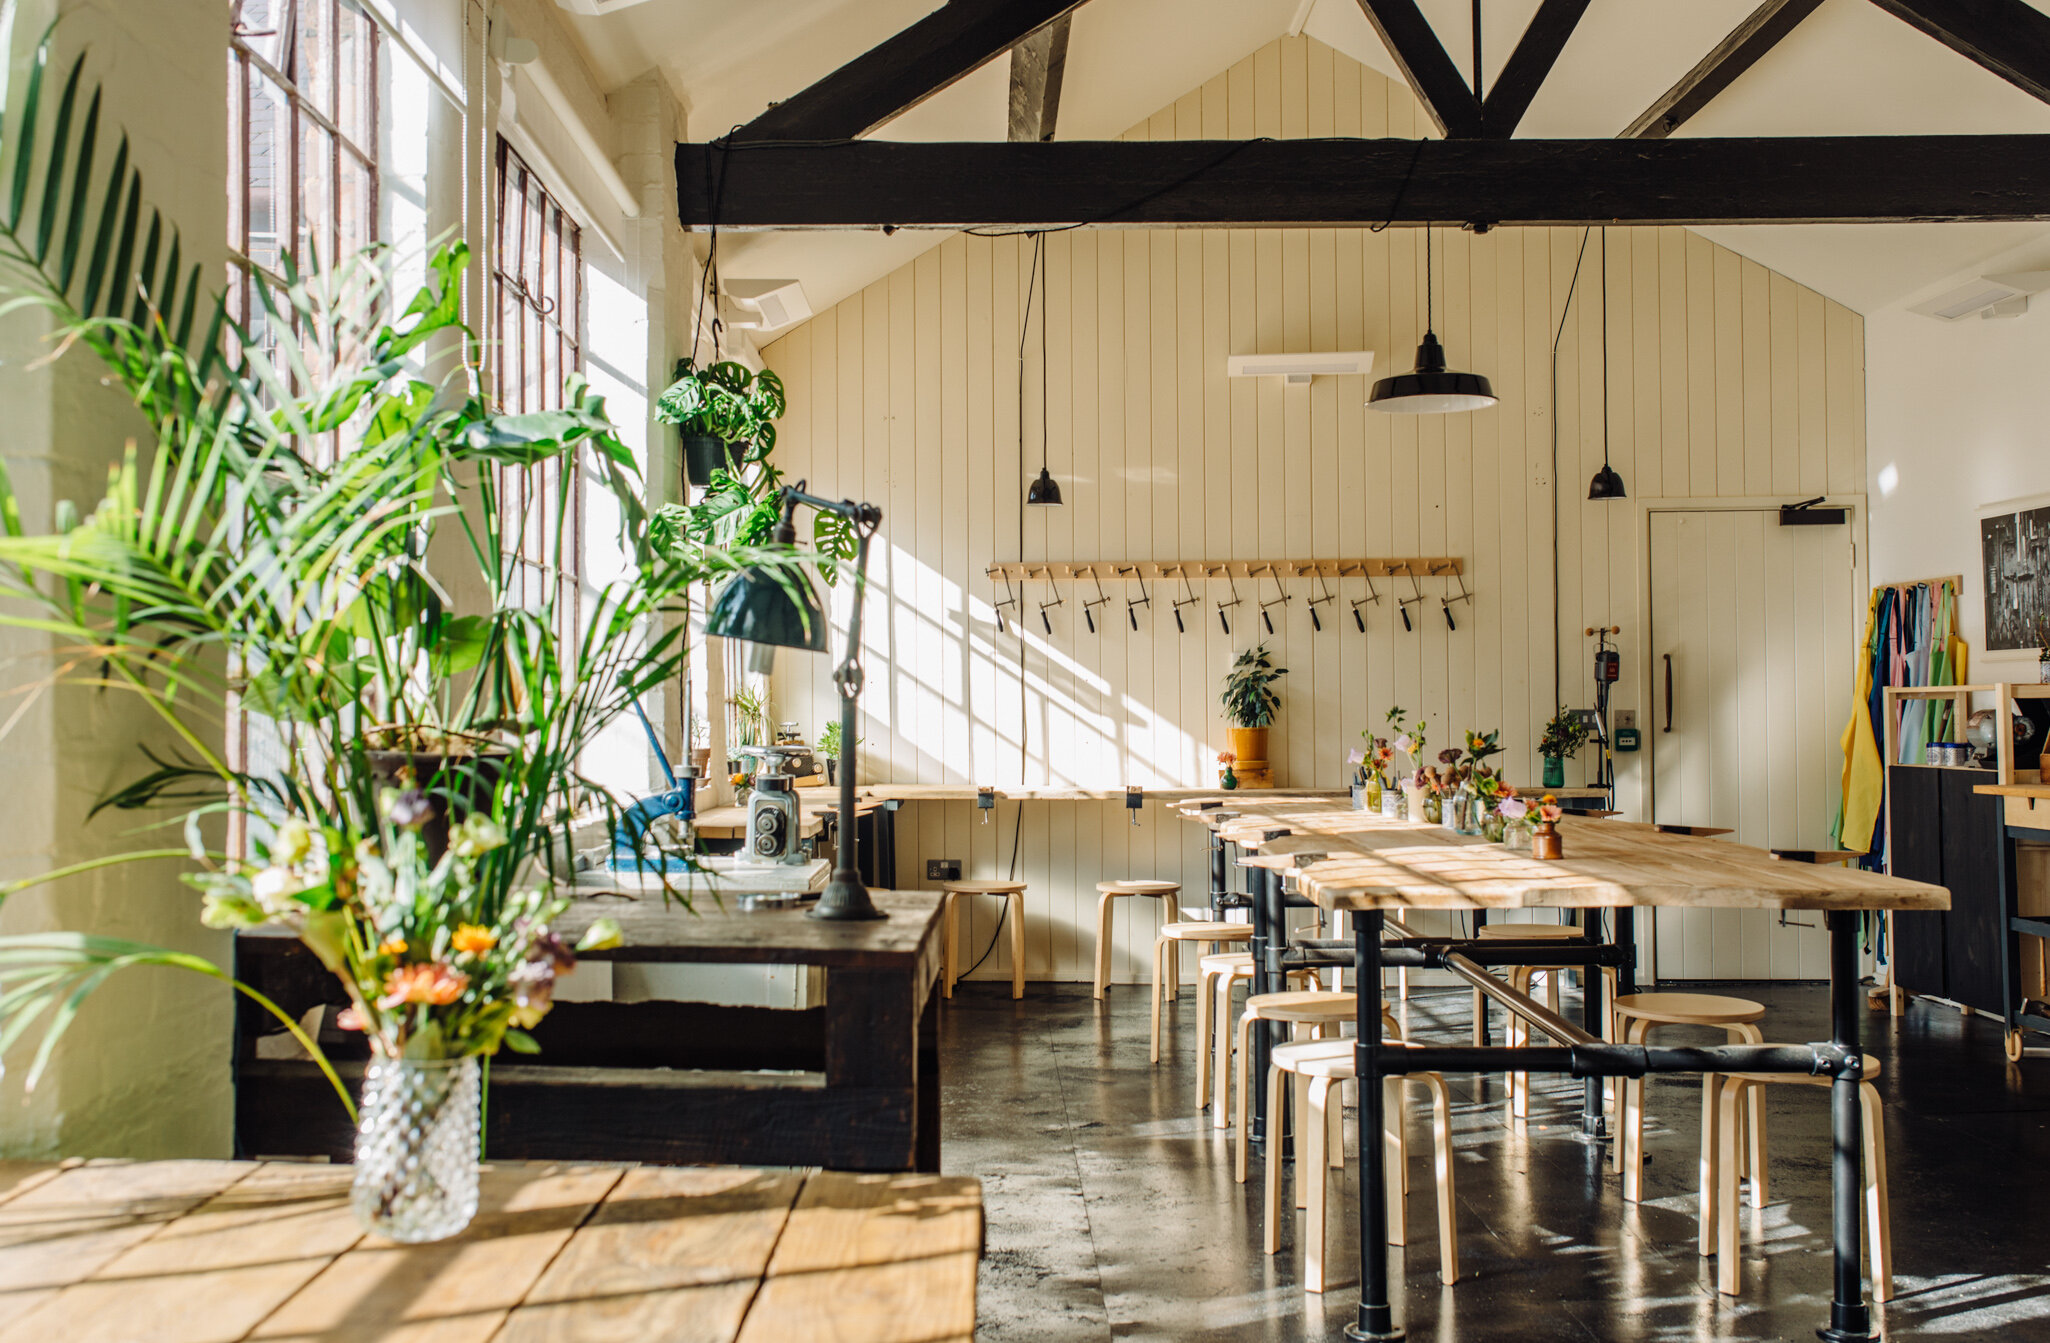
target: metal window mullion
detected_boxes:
[233,40,373,167]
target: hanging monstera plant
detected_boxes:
[656,358,786,487]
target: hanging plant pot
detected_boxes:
[682,434,738,488]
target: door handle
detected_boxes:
[1662,654,1673,733]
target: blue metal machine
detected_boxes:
[607,696,697,874]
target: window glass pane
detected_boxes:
[234,0,285,66]
[336,1,373,148]
[247,65,286,274]
[294,0,333,119]
[338,150,373,262]
[298,121,333,267]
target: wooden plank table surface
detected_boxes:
[0,1159,980,1343]
[1173,796,1947,912]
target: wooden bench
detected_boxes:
[0,1158,982,1342]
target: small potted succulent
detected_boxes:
[656,358,786,488]
[1538,707,1591,790]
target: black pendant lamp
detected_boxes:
[1370,226,1497,415]
[1023,233,1063,506]
[1588,227,1627,501]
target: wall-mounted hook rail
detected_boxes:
[1257,564,1291,634]
[1307,573,1335,631]
[1397,564,1425,632]
[1442,570,1472,632]
[1172,565,1199,633]
[1218,574,1242,635]
[1083,571,1111,634]
[981,557,1462,582]
[1121,567,1150,630]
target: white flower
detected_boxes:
[252,865,307,913]
[272,818,314,867]
[451,814,508,859]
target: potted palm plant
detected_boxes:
[0,31,823,1244]
[1220,643,1287,787]
[656,358,786,488]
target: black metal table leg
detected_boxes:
[1580,914,1607,1139]
[1820,910,1875,1343]
[1350,911,1401,1341]
[1615,907,1639,995]
[1211,827,1229,919]
[1473,909,1490,1046]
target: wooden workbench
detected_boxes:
[235,893,946,1173]
[0,1159,981,1343]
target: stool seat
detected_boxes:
[1200,951,1254,974]
[1161,920,1251,940]
[1476,923,1585,940]
[938,882,1029,1000]
[1613,991,1765,1028]
[1270,1037,1357,1078]
[1242,989,1355,1022]
[1098,879,1178,895]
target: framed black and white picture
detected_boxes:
[1979,491,2050,658]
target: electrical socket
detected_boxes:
[1573,708,1603,731]
[926,859,962,882]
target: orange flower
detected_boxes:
[377,962,469,1009]
[377,936,407,958]
[451,924,497,955]
[335,1006,367,1032]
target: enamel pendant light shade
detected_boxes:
[1026,465,1062,506]
[1370,227,1496,414]
[704,510,829,657]
[1587,227,1626,501]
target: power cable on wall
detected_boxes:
[1549,227,1593,711]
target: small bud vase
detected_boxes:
[351,1055,481,1242]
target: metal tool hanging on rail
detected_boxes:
[1217,573,1241,635]
[1121,567,1149,630]
[1172,566,1199,633]
[1258,565,1290,634]
[1398,564,1426,632]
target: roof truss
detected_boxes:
[1623,0,1825,139]
[1867,0,2050,105]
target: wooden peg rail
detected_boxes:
[984,558,1463,582]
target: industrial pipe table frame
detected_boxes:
[1171,798,1947,1343]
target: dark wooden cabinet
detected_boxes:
[1889,765,2005,1012]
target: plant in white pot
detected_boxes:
[1220,643,1287,787]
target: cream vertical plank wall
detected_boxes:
[763,36,1866,986]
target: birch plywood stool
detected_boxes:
[1707,1053,1891,1301]
[1610,991,1766,1202]
[1233,991,1401,1183]
[1202,952,1320,1122]
[1150,920,1252,1064]
[1475,923,1619,1120]
[939,881,1028,1000]
[1095,880,1183,999]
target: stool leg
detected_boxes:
[1699,1071,1721,1256]
[1737,1023,1766,1205]
[1510,967,1533,1120]
[1149,936,1165,1065]
[1306,1073,1333,1292]
[1263,1062,1286,1256]
[1423,1071,1459,1286]
[942,894,958,999]
[1234,1013,1256,1183]
[1382,1077,1406,1246]
[1717,1078,1745,1295]
[1294,1023,1312,1209]
[1094,893,1114,1000]
[1602,968,1619,1114]
[1329,1072,1346,1169]
[1624,1017,1650,1200]
[1861,1081,1891,1303]
[1009,891,1026,1000]
[1471,986,1485,1047]
[1213,974,1235,1127]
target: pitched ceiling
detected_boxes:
[555,0,2050,315]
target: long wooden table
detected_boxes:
[1172,796,1945,1343]
[237,892,945,1173]
[0,1159,981,1342]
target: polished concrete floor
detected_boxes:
[938,978,2050,1342]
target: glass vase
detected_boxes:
[1542,756,1566,789]
[1481,809,1507,843]
[1452,786,1483,836]
[1501,816,1533,853]
[351,1056,481,1243]
[1422,793,1443,825]
[1379,786,1401,820]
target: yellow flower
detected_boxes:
[377,936,408,958]
[509,1002,548,1029]
[452,924,497,955]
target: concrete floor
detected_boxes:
[939,978,2050,1342]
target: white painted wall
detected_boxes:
[1867,276,2050,676]
[763,36,1867,986]
[0,0,234,1157]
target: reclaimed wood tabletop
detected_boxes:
[0,1159,980,1343]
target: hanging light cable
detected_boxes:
[1024,232,1063,505]
[1588,226,1627,500]
[1369,223,1498,414]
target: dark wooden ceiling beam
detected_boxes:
[676,135,2050,229]
[1008,14,1072,142]
[736,0,1090,142]
[1868,0,2050,104]
[1353,0,1484,138]
[1622,0,1824,139]
[1480,0,1592,136]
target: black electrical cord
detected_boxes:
[1548,227,1593,711]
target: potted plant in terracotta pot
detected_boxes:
[1220,643,1286,787]
[656,357,786,488]
[1538,706,1591,790]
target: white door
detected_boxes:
[1648,508,1857,981]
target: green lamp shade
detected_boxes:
[705,567,828,653]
